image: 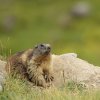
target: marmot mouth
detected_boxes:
[44,51,50,55]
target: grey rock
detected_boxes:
[52,53,100,89]
[2,15,16,32]
[0,60,7,92]
[57,15,72,28]
[71,2,91,17]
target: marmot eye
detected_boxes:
[40,44,44,47]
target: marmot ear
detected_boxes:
[34,45,38,49]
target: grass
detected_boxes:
[0,76,100,100]
[0,0,100,65]
[0,0,100,99]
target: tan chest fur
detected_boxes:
[28,54,52,73]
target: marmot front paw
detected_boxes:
[44,74,54,82]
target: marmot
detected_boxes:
[6,44,54,87]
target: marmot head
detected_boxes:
[33,44,51,59]
[34,44,51,55]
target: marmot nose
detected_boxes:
[46,44,51,50]
[47,46,51,51]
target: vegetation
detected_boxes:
[0,0,100,100]
[0,76,100,100]
[0,0,100,65]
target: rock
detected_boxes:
[0,60,7,92]
[0,85,3,92]
[71,2,91,17]
[2,15,16,32]
[57,15,72,28]
[52,53,100,89]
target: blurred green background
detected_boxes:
[0,0,100,66]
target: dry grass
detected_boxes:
[0,76,100,100]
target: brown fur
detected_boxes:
[6,44,54,87]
